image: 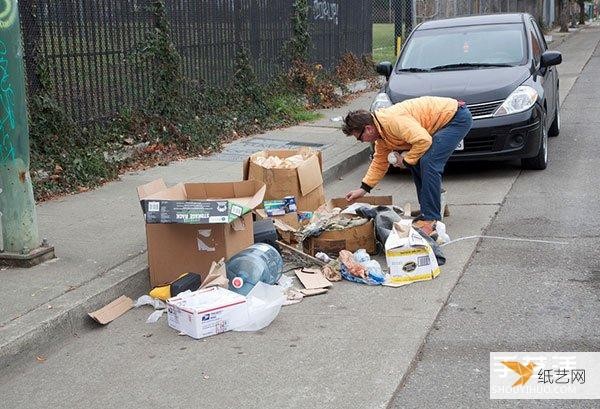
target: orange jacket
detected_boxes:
[362,96,459,188]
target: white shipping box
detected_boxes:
[385,225,440,286]
[166,287,249,339]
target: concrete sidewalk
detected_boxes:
[0,89,378,369]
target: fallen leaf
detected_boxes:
[36,355,46,363]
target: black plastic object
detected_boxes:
[170,273,203,296]
[253,219,280,253]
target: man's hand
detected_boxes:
[345,188,367,202]
[390,151,409,169]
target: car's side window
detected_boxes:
[531,19,547,51]
[528,24,542,65]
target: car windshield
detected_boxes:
[398,23,527,71]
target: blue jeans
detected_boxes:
[408,106,473,221]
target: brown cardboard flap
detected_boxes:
[88,296,133,325]
[297,154,324,196]
[183,181,266,209]
[295,270,332,289]
[328,195,393,209]
[137,179,168,199]
[138,179,186,200]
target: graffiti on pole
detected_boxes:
[0,0,17,30]
[0,39,16,163]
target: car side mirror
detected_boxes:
[540,51,562,68]
[376,62,393,80]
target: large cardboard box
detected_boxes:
[243,149,325,212]
[302,196,393,256]
[137,179,266,287]
[166,287,249,339]
[385,225,440,286]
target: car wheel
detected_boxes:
[549,90,560,137]
[521,117,548,170]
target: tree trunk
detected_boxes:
[559,0,569,32]
[578,0,586,24]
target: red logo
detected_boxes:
[231,277,244,289]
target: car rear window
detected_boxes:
[398,23,527,70]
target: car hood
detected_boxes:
[387,66,531,104]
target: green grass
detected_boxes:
[267,94,323,123]
[372,23,397,63]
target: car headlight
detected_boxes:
[370,92,392,112]
[493,86,538,117]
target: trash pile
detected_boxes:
[88,148,451,340]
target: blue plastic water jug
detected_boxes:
[225,243,284,295]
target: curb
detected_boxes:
[0,255,150,369]
[323,145,372,184]
[0,144,371,370]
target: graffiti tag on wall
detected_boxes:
[313,0,338,25]
[0,0,17,30]
[0,40,16,163]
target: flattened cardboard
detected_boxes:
[137,179,265,287]
[295,270,332,289]
[302,196,393,256]
[243,149,325,211]
[300,288,328,296]
[88,296,133,325]
[301,267,322,274]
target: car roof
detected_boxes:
[417,13,527,30]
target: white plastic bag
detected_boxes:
[234,282,285,332]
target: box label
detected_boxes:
[142,200,245,224]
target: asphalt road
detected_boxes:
[390,28,600,409]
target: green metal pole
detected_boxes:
[0,0,39,254]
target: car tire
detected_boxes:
[549,90,560,137]
[521,116,548,170]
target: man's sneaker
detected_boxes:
[412,220,438,239]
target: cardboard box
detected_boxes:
[243,149,325,211]
[302,196,393,256]
[385,225,440,286]
[137,179,266,287]
[166,287,249,339]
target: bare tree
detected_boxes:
[558,0,570,32]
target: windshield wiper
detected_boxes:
[429,63,515,70]
[397,67,431,72]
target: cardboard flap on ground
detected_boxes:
[303,196,393,256]
[88,296,133,325]
[137,179,266,287]
[243,149,325,211]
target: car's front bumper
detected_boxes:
[449,105,543,162]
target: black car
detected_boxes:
[371,13,562,170]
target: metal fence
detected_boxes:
[19,0,371,123]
